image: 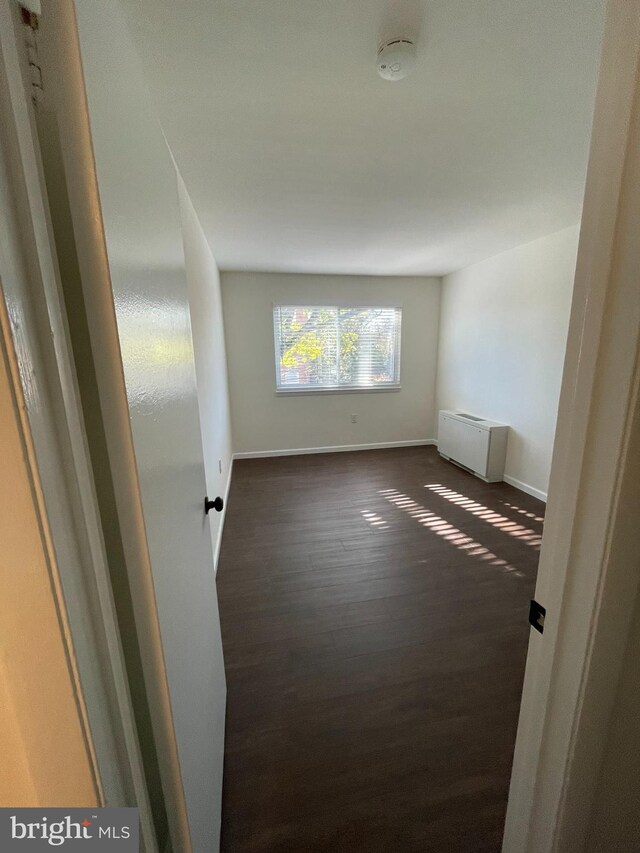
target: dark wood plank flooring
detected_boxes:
[217,447,543,852]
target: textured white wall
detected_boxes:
[436,225,579,498]
[221,272,441,454]
[178,175,233,568]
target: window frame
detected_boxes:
[272,304,403,395]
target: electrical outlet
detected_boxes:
[218,458,222,473]
[350,413,358,424]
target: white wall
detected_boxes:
[178,175,233,568]
[221,272,441,454]
[436,226,579,499]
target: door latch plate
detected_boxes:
[529,599,546,634]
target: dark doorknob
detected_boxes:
[204,495,224,514]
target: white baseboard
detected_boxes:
[230,442,547,502]
[213,457,233,573]
[233,439,437,460]
[503,474,547,503]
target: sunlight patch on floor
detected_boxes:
[502,500,544,523]
[360,510,390,530]
[425,485,542,549]
[378,488,524,578]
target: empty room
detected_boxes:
[208,4,601,849]
[6,2,640,853]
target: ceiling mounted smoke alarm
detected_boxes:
[377,37,417,81]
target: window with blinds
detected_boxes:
[273,305,402,391]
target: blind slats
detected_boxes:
[274,305,402,390]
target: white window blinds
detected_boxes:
[273,306,402,391]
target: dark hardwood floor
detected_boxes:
[216,447,544,852]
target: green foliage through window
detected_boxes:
[273,305,401,390]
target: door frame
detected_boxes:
[0,0,157,847]
[503,1,640,850]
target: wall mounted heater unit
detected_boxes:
[438,410,509,483]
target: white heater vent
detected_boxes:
[438,410,509,483]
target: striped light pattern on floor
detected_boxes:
[424,484,543,549]
[378,488,524,578]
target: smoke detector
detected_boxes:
[377,38,416,81]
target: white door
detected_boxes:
[0,1,156,845]
[46,2,227,850]
[503,3,640,850]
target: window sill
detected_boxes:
[276,385,402,397]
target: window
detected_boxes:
[273,305,402,392]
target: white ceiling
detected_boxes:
[122,0,605,276]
